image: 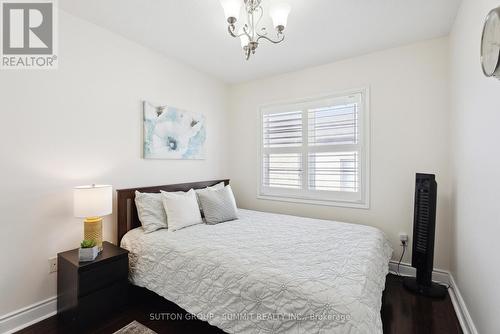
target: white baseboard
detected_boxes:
[389,261,477,334]
[388,260,450,284]
[0,296,57,334]
[388,260,449,283]
[448,274,478,334]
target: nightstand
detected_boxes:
[57,241,129,328]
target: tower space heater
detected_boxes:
[403,173,447,298]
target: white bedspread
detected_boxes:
[121,209,392,334]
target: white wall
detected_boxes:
[449,0,500,333]
[0,10,229,317]
[228,38,452,269]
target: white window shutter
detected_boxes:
[260,89,369,208]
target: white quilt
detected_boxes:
[121,209,392,334]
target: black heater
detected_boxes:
[403,173,447,298]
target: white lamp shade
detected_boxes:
[219,0,242,20]
[239,28,249,48]
[269,1,291,28]
[74,185,112,218]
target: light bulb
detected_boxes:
[219,0,242,22]
[269,1,291,29]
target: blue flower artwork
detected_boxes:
[143,101,206,159]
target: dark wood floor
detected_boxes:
[382,275,462,334]
[17,274,462,334]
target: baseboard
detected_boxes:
[0,296,57,334]
[448,274,478,334]
[388,260,450,284]
[389,261,477,334]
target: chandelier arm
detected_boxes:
[228,25,238,38]
[242,25,253,41]
[228,25,250,39]
[255,5,264,32]
[256,33,285,44]
[227,24,253,40]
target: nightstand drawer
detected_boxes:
[76,280,128,325]
[79,256,128,296]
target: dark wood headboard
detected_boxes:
[116,179,230,244]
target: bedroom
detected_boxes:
[0,0,498,333]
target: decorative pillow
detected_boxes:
[195,182,225,213]
[161,189,203,231]
[135,191,168,233]
[197,185,238,225]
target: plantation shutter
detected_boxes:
[260,90,368,207]
[307,98,360,193]
[262,111,303,189]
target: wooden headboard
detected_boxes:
[116,179,230,244]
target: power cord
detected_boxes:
[394,240,451,290]
[397,240,407,277]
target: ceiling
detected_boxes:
[59,0,462,83]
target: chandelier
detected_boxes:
[219,0,291,60]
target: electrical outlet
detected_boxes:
[399,233,409,245]
[48,257,57,273]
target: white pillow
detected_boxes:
[135,191,168,233]
[195,182,225,213]
[161,189,203,231]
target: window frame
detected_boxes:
[257,87,370,209]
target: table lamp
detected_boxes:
[73,184,112,252]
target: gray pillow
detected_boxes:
[135,191,168,233]
[197,185,238,225]
[195,182,225,214]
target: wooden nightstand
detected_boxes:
[57,241,129,328]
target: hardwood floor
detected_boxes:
[17,274,462,334]
[382,275,462,334]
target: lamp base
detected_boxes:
[84,217,103,252]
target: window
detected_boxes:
[259,89,369,208]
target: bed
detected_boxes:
[117,180,392,334]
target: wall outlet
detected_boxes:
[399,233,409,245]
[48,257,57,273]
